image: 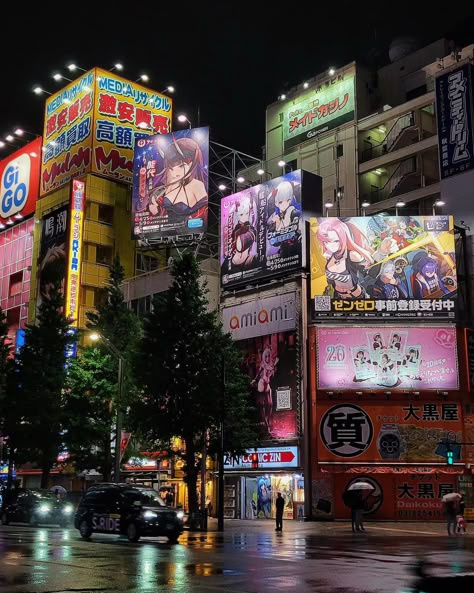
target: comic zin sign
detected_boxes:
[310,215,456,320]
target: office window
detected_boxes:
[96,245,113,266]
[9,271,23,297]
[336,144,344,158]
[98,204,114,225]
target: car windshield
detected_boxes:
[135,488,166,507]
[31,491,57,501]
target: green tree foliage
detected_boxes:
[0,306,10,401]
[130,253,258,513]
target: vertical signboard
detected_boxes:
[93,68,172,183]
[65,179,85,326]
[436,63,474,179]
[41,71,95,195]
[0,138,41,225]
[132,127,209,240]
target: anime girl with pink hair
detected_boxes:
[317,218,374,299]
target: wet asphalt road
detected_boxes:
[1,520,474,593]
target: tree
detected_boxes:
[10,281,75,488]
[0,306,11,469]
[63,256,141,480]
[130,253,259,514]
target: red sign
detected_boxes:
[0,138,41,225]
[224,447,299,469]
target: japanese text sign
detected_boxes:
[310,215,456,320]
[316,326,459,391]
[65,179,85,327]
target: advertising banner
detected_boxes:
[37,205,69,310]
[221,170,306,288]
[41,71,94,195]
[92,68,172,184]
[222,292,297,340]
[224,446,299,470]
[310,215,456,319]
[1,138,41,225]
[132,127,209,240]
[65,179,85,327]
[436,63,474,180]
[317,401,463,462]
[238,330,298,440]
[316,326,459,391]
[394,474,458,520]
[283,74,355,150]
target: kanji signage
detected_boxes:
[65,179,85,327]
[316,326,459,391]
[310,215,456,320]
[283,73,355,150]
[395,474,457,520]
[318,402,464,463]
[224,447,299,469]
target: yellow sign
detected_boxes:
[65,179,85,326]
[40,69,172,195]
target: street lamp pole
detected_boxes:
[217,356,225,532]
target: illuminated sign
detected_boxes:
[224,446,299,469]
[283,74,355,150]
[316,326,459,391]
[65,179,85,326]
[310,215,457,320]
[0,138,41,225]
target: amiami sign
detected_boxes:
[222,292,296,340]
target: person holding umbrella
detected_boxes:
[442,492,461,536]
[343,481,374,532]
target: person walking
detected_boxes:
[354,493,366,532]
[445,498,459,536]
[275,492,285,531]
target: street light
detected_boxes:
[361,200,370,216]
[161,85,175,94]
[33,86,52,96]
[325,201,334,217]
[432,199,445,215]
[136,74,149,83]
[395,200,405,216]
[109,63,124,72]
[67,63,87,72]
[177,114,192,129]
[90,332,125,483]
[278,159,286,168]
[53,73,73,82]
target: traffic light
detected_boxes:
[446,445,454,466]
[251,452,259,469]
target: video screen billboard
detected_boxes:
[132,127,209,240]
[310,215,456,319]
[221,171,309,288]
[316,326,459,391]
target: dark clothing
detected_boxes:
[275,496,285,531]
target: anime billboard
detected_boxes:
[132,127,209,241]
[316,326,459,391]
[237,330,298,440]
[310,215,456,319]
[221,170,311,288]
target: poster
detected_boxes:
[238,330,298,440]
[132,127,209,240]
[318,401,463,462]
[310,215,456,319]
[395,474,457,520]
[221,171,304,287]
[316,326,459,391]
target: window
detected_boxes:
[98,204,114,225]
[9,271,23,297]
[336,144,344,158]
[94,288,108,307]
[96,245,113,266]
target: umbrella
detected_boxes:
[51,485,67,495]
[348,482,375,492]
[442,492,462,502]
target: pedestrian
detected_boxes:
[354,493,366,532]
[165,489,174,507]
[444,498,458,536]
[275,492,285,531]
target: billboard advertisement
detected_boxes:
[37,205,69,309]
[436,63,474,180]
[1,138,41,225]
[238,329,298,440]
[316,326,459,391]
[221,170,312,288]
[318,401,463,462]
[222,292,297,341]
[92,68,172,184]
[283,74,355,150]
[65,180,85,327]
[224,446,299,470]
[310,215,456,319]
[132,127,209,240]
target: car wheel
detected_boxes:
[126,521,140,543]
[1,512,9,525]
[79,519,92,540]
[168,532,180,544]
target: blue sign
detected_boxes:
[15,329,25,353]
[436,63,474,179]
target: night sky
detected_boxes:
[2,2,474,158]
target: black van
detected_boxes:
[74,483,184,543]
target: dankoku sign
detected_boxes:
[65,179,85,327]
[41,69,172,195]
[0,138,41,225]
[224,447,299,470]
[222,292,297,340]
[283,73,355,150]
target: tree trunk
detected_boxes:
[184,440,199,514]
[40,461,52,489]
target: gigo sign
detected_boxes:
[0,138,41,225]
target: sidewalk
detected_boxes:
[199,517,473,537]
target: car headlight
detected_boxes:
[63,505,73,514]
[39,504,51,514]
[176,511,184,520]
[143,510,157,519]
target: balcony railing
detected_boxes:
[360,112,416,162]
[362,158,418,205]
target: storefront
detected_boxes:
[224,446,304,519]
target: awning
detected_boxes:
[318,464,464,475]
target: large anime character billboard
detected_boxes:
[132,127,209,240]
[310,215,456,319]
